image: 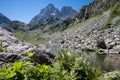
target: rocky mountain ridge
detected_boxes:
[30,3,77,24]
[76,0,120,21]
[0,13,11,25]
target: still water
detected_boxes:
[82,52,120,71]
[48,45,120,71]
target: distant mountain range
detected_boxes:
[0,13,11,25]
[30,3,77,24]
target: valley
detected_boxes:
[0,0,120,79]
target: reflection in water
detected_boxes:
[84,53,120,71]
[49,45,120,71]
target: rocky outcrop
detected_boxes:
[76,0,120,21]
[0,53,32,66]
[32,50,55,65]
[0,27,35,54]
[0,50,55,66]
[0,27,56,65]
[96,38,107,49]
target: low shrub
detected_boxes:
[0,49,102,80]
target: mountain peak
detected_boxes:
[61,6,77,19]
[47,3,54,8]
[62,6,72,9]
[29,4,77,24]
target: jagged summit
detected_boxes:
[46,3,55,8]
[29,3,77,24]
[30,3,60,24]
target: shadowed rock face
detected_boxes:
[0,50,55,66]
[0,53,32,66]
[32,50,55,65]
[30,4,77,24]
[0,13,11,24]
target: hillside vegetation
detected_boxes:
[0,1,120,80]
[104,3,120,29]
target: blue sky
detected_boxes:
[0,0,94,23]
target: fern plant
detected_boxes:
[57,49,102,80]
[0,41,8,52]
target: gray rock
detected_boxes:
[32,50,55,65]
[96,38,107,49]
[99,49,120,54]
[0,27,35,54]
[0,53,32,66]
[112,16,120,24]
[48,10,120,54]
[76,0,120,21]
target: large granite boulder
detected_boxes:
[0,27,36,54]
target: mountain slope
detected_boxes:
[7,0,120,52]
[3,20,26,32]
[76,0,120,21]
[0,13,11,24]
[48,2,120,54]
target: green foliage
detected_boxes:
[0,61,50,80]
[57,49,102,80]
[116,73,120,80]
[0,50,102,80]
[110,3,120,19]
[14,32,27,41]
[104,3,120,29]
[0,41,7,52]
[14,32,47,45]
[0,41,3,52]
[28,34,47,45]
[58,49,76,71]
[27,52,34,58]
